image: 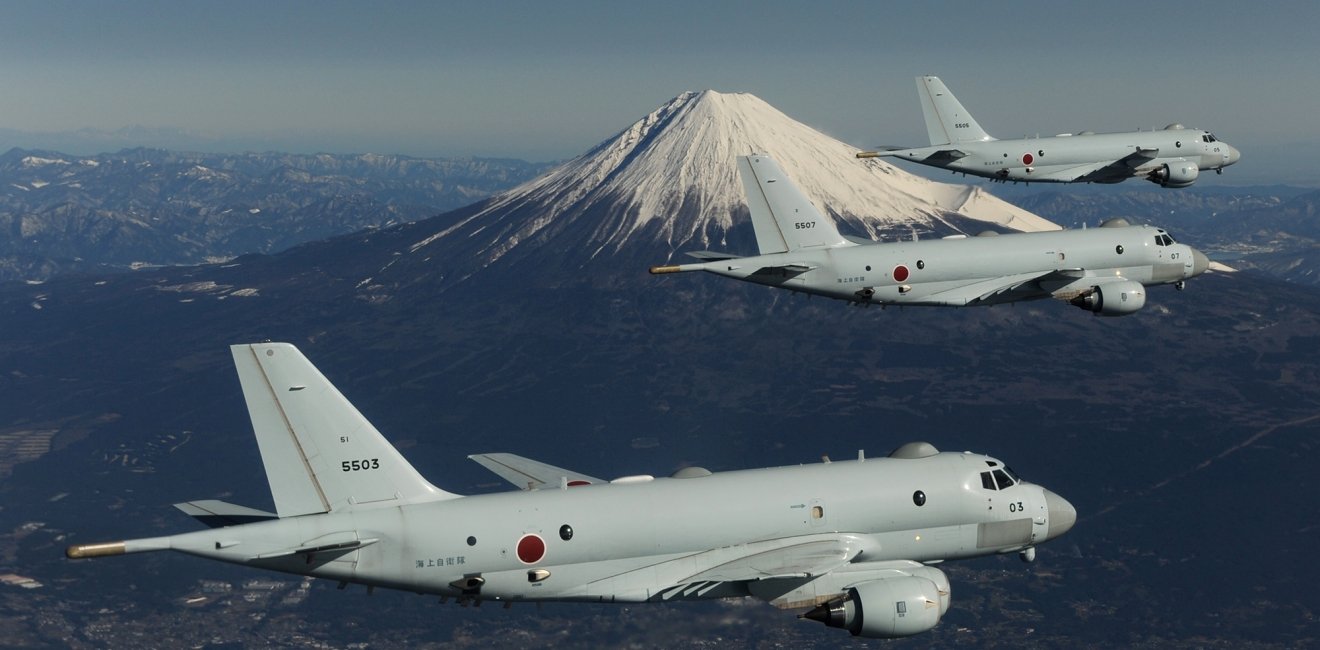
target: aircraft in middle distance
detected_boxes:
[650,154,1209,317]
[857,75,1239,188]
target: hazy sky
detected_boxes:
[2,1,1317,184]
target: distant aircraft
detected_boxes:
[857,75,1240,187]
[67,343,1077,640]
[650,155,1209,316]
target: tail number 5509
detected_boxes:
[342,458,380,472]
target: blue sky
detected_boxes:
[2,1,1317,185]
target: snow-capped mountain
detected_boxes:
[405,90,1058,272]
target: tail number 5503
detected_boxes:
[342,459,380,472]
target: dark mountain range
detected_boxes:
[1,92,1318,647]
[0,147,554,282]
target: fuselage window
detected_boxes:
[980,471,996,490]
[993,469,1015,490]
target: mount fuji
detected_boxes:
[344,90,1059,294]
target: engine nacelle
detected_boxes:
[1069,280,1146,316]
[1148,161,1199,188]
[802,569,949,638]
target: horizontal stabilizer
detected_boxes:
[251,533,379,560]
[469,453,604,490]
[927,149,968,161]
[749,264,816,280]
[855,146,910,158]
[866,148,966,162]
[685,251,738,261]
[174,500,278,529]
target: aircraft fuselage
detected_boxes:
[672,224,1205,308]
[118,451,1072,607]
[890,128,1238,185]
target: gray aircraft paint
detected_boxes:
[652,155,1209,317]
[858,76,1240,187]
[66,343,1077,639]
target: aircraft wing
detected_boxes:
[1034,148,1161,183]
[678,537,863,583]
[581,533,867,602]
[928,268,1137,306]
[468,452,604,490]
[916,270,1062,306]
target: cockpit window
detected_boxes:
[1003,466,1021,483]
[993,469,1015,490]
[1203,133,1218,143]
[980,471,996,490]
[1154,234,1174,246]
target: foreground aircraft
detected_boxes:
[67,343,1077,639]
[650,155,1209,316]
[857,76,1239,187]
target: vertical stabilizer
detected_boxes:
[737,155,848,253]
[231,343,456,517]
[917,76,994,145]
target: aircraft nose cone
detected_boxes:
[1191,248,1210,277]
[1225,144,1241,166]
[1043,489,1077,541]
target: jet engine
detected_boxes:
[802,567,949,638]
[1069,280,1146,316]
[1148,162,1199,188]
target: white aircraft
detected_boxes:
[651,155,1209,316]
[858,76,1240,187]
[67,343,1077,639]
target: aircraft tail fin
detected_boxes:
[231,343,457,517]
[737,155,849,254]
[917,75,994,145]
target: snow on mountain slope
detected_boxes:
[408,90,1058,266]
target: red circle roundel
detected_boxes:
[1021,152,1035,166]
[893,265,910,283]
[517,534,546,564]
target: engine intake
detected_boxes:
[1148,161,1199,188]
[1069,280,1146,316]
[802,568,949,638]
